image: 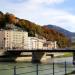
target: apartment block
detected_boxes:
[0,30,28,49]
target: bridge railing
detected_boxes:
[0,61,75,75]
[4,47,56,51]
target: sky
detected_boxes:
[0,0,75,32]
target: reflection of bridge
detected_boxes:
[3,49,75,63]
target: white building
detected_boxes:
[28,37,46,50]
[43,41,57,49]
[0,30,28,49]
[71,36,75,43]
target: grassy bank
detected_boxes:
[63,53,73,57]
[55,52,73,58]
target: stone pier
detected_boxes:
[32,52,46,63]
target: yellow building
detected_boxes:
[0,30,28,49]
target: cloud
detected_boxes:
[32,0,64,4]
[41,9,75,31]
[0,0,75,32]
[0,0,64,12]
[7,0,64,4]
[8,0,27,3]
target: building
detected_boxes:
[71,36,75,43]
[43,41,57,49]
[0,30,28,49]
[28,37,46,49]
[71,36,75,49]
[0,29,58,50]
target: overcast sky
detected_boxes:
[0,0,75,32]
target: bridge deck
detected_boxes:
[6,49,75,52]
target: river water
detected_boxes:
[0,57,75,75]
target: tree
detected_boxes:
[0,11,6,28]
[5,13,16,24]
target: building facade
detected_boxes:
[0,30,28,49]
[43,41,57,49]
[0,30,57,50]
[28,37,46,49]
[71,36,75,43]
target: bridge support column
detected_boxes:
[32,52,46,63]
[73,52,75,64]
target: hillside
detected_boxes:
[0,11,70,48]
[44,25,75,39]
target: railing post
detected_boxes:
[65,61,67,75]
[14,66,16,75]
[53,61,54,75]
[36,63,38,75]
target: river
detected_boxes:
[0,57,75,75]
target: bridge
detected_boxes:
[6,48,75,52]
[0,48,73,63]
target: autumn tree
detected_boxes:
[5,13,16,24]
[0,11,6,28]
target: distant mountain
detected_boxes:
[44,25,75,39]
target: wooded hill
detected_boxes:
[0,11,70,48]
